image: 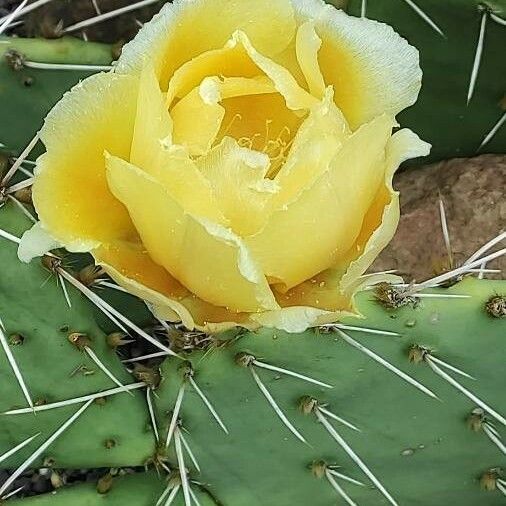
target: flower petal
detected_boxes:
[246,114,395,290]
[105,155,278,313]
[271,87,349,198]
[196,137,275,236]
[33,72,139,252]
[18,222,61,263]
[171,86,225,156]
[296,21,326,98]
[130,66,228,223]
[93,241,195,328]
[292,0,422,128]
[116,0,296,88]
[339,128,431,295]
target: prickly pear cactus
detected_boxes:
[0,1,505,505]
[346,0,506,161]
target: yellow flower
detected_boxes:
[21,0,430,333]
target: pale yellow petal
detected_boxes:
[339,128,431,295]
[233,31,317,111]
[128,66,227,223]
[33,72,139,251]
[271,87,349,199]
[130,65,172,169]
[166,42,263,106]
[116,0,296,88]
[246,114,395,290]
[196,137,275,236]
[292,0,422,128]
[296,21,325,98]
[105,155,278,313]
[171,86,225,156]
[93,242,195,329]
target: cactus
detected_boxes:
[346,0,506,161]
[0,1,505,504]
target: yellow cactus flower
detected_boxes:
[21,0,430,333]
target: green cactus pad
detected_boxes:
[8,472,165,505]
[154,277,505,506]
[0,37,113,154]
[346,0,506,161]
[0,202,154,469]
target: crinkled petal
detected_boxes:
[93,241,195,327]
[33,72,139,251]
[296,21,325,98]
[18,222,61,263]
[233,31,316,111]
[105,155,278,313]
[171,86,225,156]
[196,137,275,236]
[116,0,296,88]
[339,128,431,295]
[130,66,228,223]
[246,114,395,290]
[292,0,422,128]
[271,87,349,200]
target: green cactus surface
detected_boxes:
[346,0,506,161]
[0,202,154,470]
[0,36,113,154]
[152,277,505,506]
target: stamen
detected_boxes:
[0,433,39,464]
[335,329,438,400]
[467,9,488,104]
[188,376,228,434]
[249,366,307,444]
[426,357,505,427]
[2,382,145,414]
[0,399,93,496]
[252,359,333,389]
[316,409,398,506]
[0,318,34,409]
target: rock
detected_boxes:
[373,154,506,282]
